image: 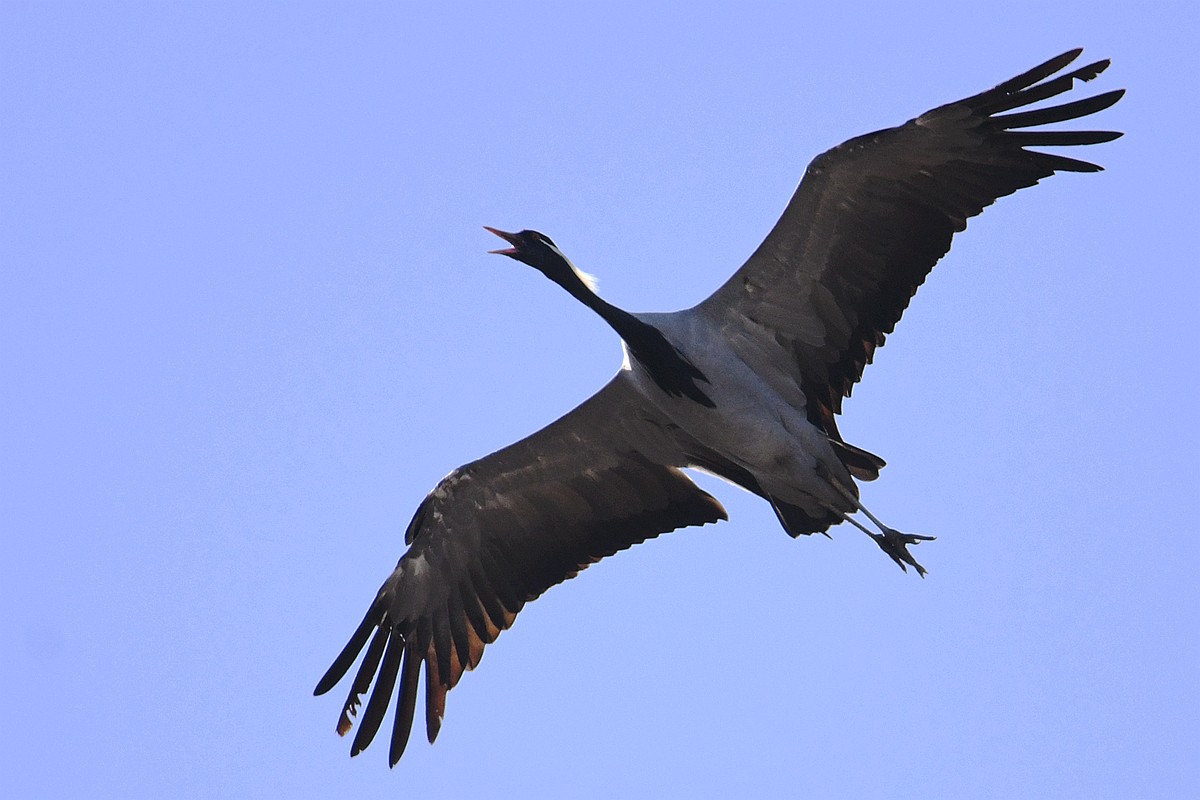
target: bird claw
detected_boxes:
[869,527,935,577]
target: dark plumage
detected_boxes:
[315,49,1122,766]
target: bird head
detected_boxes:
[484,227,598,293]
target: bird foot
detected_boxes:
[869,527,935,577]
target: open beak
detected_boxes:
[483,226,520,255]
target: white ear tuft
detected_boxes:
[541,237,600,293]
[574,267,599,293]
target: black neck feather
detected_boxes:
[556,272,713,407]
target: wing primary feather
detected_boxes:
[425,665,448,744]
[1029,152,1106,173]
[336,624,389,736]
[314,594,386,696]
[350,633,404,757]
[984,60,1111,114]
[991,48,1082,94]
[388,644,423,767]
[994,89,1124,129]
[1060,58,1110,83]
[1003,129,1123,146]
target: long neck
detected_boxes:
[553,269,714,407]
[552,267,656,350]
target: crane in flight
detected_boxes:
[314,49,1122,766]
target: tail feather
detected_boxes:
[769,494,838,538]
[829,438,886,481]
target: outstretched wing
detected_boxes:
[698,49,1123,436]
[313,372,726,765]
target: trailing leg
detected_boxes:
[816,466,936,577]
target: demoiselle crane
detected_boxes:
[315,49,1123,766]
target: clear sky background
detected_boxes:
[3,2,1197,798]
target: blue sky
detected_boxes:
[3,2,1196,798]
